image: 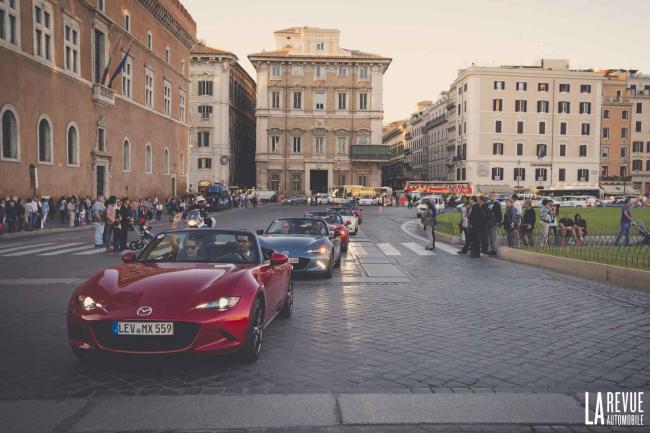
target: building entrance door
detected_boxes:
[310,170,328,193]
[96,165,105,198]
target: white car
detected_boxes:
[558,196,589,208]
[328,207,359,235]
[358,195,377,206]
[316,193,330,205]
[416,195,445,217]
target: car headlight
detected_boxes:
[195,297,240,311]
[307,246,328,255]
[77,295,103,311]
[188,219,197,227]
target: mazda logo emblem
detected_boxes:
[137,306,152,316]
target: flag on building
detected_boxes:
[108,43,133,89]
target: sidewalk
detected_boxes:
[0,219,94,241]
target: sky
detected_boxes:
[181,0,650,122]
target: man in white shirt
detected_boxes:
[511,194,522,218]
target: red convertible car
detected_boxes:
[67,229,293,362]
[304,211,350,252]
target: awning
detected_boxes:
[475,184,514,195]
[600,184,640,196]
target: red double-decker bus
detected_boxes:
[404,181,474,196]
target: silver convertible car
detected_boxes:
[257,218,341,278]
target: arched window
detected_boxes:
[163,148,169,174]
[67,123,79,165]
[122,139,130,171]
[38,116,52,162]
[145,143,152,174]
[1,107,19,160]
[180,151,184,175]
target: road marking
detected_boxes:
[434,241,460,255]
[376,243,401,256]
[0,242,55,254]
[402,242,436,255]
[351,245,367,256]
[400,219,456,255]
[74,247,111,255]
[39,245,98,256]
[2,242,84,257]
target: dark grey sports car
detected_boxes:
[257,218,341,278]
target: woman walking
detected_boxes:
[421,198,437,250]
[104,196,116,254]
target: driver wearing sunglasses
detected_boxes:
[176,237,204,261]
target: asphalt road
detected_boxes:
[0,204,648,432]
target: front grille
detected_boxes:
[292,257,311,271]
[92,321,200,352]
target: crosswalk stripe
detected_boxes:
[351,245,367,256]
[433,242,459,255]
[0,242,55,254]
[74,248,111,255]
[39,245,98,256]
[377,243,401,256]
[401,242,436,256]
[2,242,84,257]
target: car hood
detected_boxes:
[259,235,327,256]
[78,263,249,311]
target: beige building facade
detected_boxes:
[248,27,391,194]
[628,73,650,194]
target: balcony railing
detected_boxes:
[350,144,391,161]
[92,84,115,107]
[600,176,632,182]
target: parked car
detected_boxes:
[256,190,277,203]
[315,193,330,205]
[558,196,589,208]
[416,195,445,218]
[358,195,377,206]
[286,195,308,205]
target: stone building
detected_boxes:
[381,120,407,190]
[248,27,391,194]
[0,0,196,199]
[628,72,650,195]
[188,42,256,192]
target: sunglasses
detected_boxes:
[186,244,197,250]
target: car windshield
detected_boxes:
[330,208,353,216]
[186,209,202,220]
[138,230,258,264]
[267,219,329,236]
[306,212,343,224]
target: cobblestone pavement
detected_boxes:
[0,206,648,430]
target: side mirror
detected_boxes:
[121,251,137,263]
[270,252,289,266]
[256,228,265,235]
[331,231,341,238]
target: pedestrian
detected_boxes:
[457,197,470,254]
[421,198,436,250]
[105,196,116,253]
[92,196,106,247]
[6,198,16,232]
[539,199,551,246]
[155,202,163,221]
[468,196,484,258]
[58,196,67,224]
[118,197,130,251]
[16,198,25,231]
[485,193,502,255]
[503,199,520,247]
[519,199,536,246]
[0,199,5,235]
[558,213,575,245]
[574,213,587,245]
[511,194,522,219]
[67,198,76,228]
[478,196,490,255]
[40,197,49,229]
[24,198,35,230]
[614,198,634,246]
[548,200,558,244]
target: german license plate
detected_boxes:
[112,321,174,336]
[289,257,299,264]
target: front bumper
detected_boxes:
[290,255,331,274]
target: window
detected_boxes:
[145,144,152,173]
[270,135,280,152]
[33,2,53,61]
[145,69,154,108]
[198,105,213,119]
[636,121,642,132]
[359,66,368,80]
[359,92,368,110]
[647,142,650,152]
[163,148,169,174]
[559,83,570,92]
[338,66,347,76]
[516,142,523,156]
[121,51,132,97]
[314,136,324,154]
[560,122,567,135]
[514,168,525,181]
[632,141,643,152]
[579,144,587,157]
[558,101,570,113]
[198,158,212,169]
[581,123,590,136]
[358,175,368,186]
[122,139,130,170]
[580,84,591,93]
[198,80,213,96]
[1,108,18,160]
[515,100,527,112]
[270,173,280,191]
[622,110,628,119]
[146,31,152,50]
[535,168,548,181]
[97,0,104,12]
[316,41,325,50]
[560,144,566,156]
[93,28,106,83]
[636,102,643,114]
[603,128,609,139]
[621,128,628,139]
[357,135,369,145]
[579,102,591,114]
[577,169,589,181]
[291,173,302,192]
[620,165,627,177]
[314,92,325,110]
[179,90,186,121]
[37,116,52,162]
[292,136,301,153]
[602,146,610,158]
[536,143,547,158]
[315,65,325,80]
[270,64,281,78]
[180,151,184,176]
[492,99,503,111]
[539,121,546,134]
[634,160,644,171]
[97,126,105,151]
[163,81,172,115]
[337,92,347,110]
[495,120,502,133]
[516,81,527,91]
[165,46,170,63]
[290,65,303,76]
[621,147,627,158]
[336,136,347,153]
[66,123,78,166]
[491,167,504,180]
[494,81,505,90]
[197,131,210,147]
[647,160,650,171]
[558,168,565,182]
[124,10,131,33]
[63,19,80,75]
[271,91,281,109]
[0,0,19,46]
[292,91,303,109]
[492,142,503,155]
[538,82,549,91]
[604,110,610,119]
[601,165,608,177]
[537,100,549,113]
[517,121,524,134]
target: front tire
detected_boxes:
[242,299,264,362]
[279,279,293,319]
[324,253,334,278]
